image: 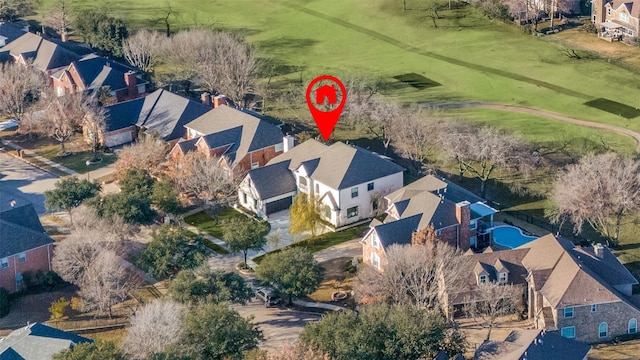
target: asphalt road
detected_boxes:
[0,151,58,213]
[233,298,322,350]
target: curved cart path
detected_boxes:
[440,102,640,153]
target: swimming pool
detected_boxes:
[491,225,538,249]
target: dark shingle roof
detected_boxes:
[200,127,242,151]
[2,32,84,72]
[175,137,199,153]
[374,214,422,248]
[0,23,26,46]
[0,204,53,258]
[104,89,212,140]
[0,323,92,360]
[475,329,590,360]
[246,161,297,200]
[72,54,136,91]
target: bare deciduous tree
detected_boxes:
[354,242,468,310]
[122,299,186,359]
[46,0,73,40]
[258,343,330,360]
[0,62,45,123]
[169,29,258,106]
[440,123,537,198]
[83,102,106,162]
[115,136,169,178]
[552,153,640,247]
[122,29,167,74]
[40,92,90,155]
[463,282,521,340]
[173,151,239,210]
[389,107,443,172]
[411,224,438,246]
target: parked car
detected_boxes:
[0,119,18,131]
[255,288,281,307]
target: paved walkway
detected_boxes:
[2,140,77,176]
[313,239,362,263]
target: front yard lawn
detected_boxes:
[185,230,230,255]
[184,208,249,239]
[34,143,117,173]
[306,257,355,309]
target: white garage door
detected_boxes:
[104,130,134,148]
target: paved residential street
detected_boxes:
[0,151,58,213]
[233,299,322,350]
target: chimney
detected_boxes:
[283,135,295,153]
[61,33,69,42]
[201,92,212,106]
[455,201,471,251]
[213,95,227,108]
[594,243,605,258]
[124,71,137,98]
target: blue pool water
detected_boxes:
[491,226,538,249]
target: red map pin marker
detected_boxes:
[306,75,347,142]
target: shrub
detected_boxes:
[49,297,70,320]
[70,297,84,312]
[0,288,10,317]
[583,22,599,34]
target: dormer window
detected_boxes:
[499,272,507,284]
[620,11,630,22]
[479,275,487,284]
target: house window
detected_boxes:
[251,162,259,169]
[137,83,145,94]
[367,182,374,191]
[372,233,380,249]
[561,326,576,339]
[275,143,283,152]
[0,258,7,269]
[15,273,22,288]
[372,199,379,212]
[470,221,477,231]
[324,205,331,219]
[499,272,507,284]
[18,253,25,263]
[370,252,380,270]
[56,86,64,97]
[620,11,630,22]
[351,187,358,198]
[347,206,358,218]
[299,176,308,191]
[599,322,608,338]
[564,307,574,318]
[315,183,319,194]
[242,192,247,204]
[254,199,258,209]
[591,304,597,312]
[479,275,487,284]
[629,319,637,334]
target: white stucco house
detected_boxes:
[238,139,405,228]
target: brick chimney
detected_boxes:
[213,95,227,108]
[61,33,69,42]
[455,201,471,251]
[201,92,212,106]
[124,71,137,99]
[594,243,605,258]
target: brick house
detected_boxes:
[168,104,285,172]
[99,88,212,148]
[592,0,640,39]
[51,54,146,102]
[444,234,640,344]
[0,204,54,293]
[238,139,405,224]
[361,175,498,270]
[0,32,91,75]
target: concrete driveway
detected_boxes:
[232,298,321,350]
[0,151,59,213]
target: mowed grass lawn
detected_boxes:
[184,207,248,239]
[39,0,640,133]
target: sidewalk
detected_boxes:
[2,140,77,176]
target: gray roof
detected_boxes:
[246,161,297,200]
[373,214,422,248]
[475,329,590,360]
[64,54,137,92]
[0,23,26,46]
[267,140,405,190]
[0,323,92,360]
[185,105,283,163]
[0,204,53,258]
[175,137,199,153]
[2,32,84,72]
[104,89,212,141]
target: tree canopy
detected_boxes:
[168,266,253,305]
[300,303,466,360]
[73,9,128,57]
[256,247,323,304]
[45,177,101,222]
[289,194,322,238]
[222,217,270,268]
[137,225,207,279]
[53,340,125,360]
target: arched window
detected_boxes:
[599,322,608,338]
[629,319,637,334]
